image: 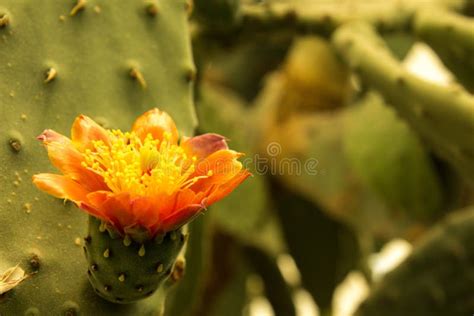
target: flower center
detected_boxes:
[82,130,210,197]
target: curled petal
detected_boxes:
[37,130,107,192]
[71,115,110,150]
[206,170,252,206]
[181,133,228,161]
[132,108,179,144]
[32,174,88,203]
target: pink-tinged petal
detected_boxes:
[37,130,75,166]
[37,129,67,143]
[32,174,89,203]
[37,129,108,192]
[159,204,204,233]
[181,133,228,161]
[71,115,110,150]
[132,108,179,144]
[205,170,252,206]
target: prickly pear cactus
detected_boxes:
[0,0,196,314]
[2,0,474,315]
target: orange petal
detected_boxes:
[193,149,243,178]
[86,190,111,208]
[87,192,135,232]
[71,115,110,151]
[146,189,196,219]
[37,129,107,192]
[160,204,204,233]
[132,108,179,144]
[191,149,245,193]
[205,170,251,206]
[78,202,111,221]
[176,189,205,210]
[32,174,89,203]
[79,191,115,225]
[181,133,228,161]
[146,189,204,233]
[168,189,195,213]
[131,197,160,230]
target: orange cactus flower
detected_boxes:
[33,109,250,236]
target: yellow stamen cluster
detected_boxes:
[82,130,210,197]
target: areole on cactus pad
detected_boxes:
[32,108,250,302]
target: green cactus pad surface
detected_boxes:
[0,0,195,314]
[343,92,444,220]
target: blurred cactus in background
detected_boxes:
[1,0,474,315]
